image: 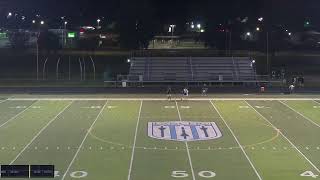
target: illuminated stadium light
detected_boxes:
[169,24,176,33]
[82,26,96,30]
[40,21,45,25]
[258,17,263,22]
[99,34,107,39]
[246,32,251,36]
[127,59,131,63]
[256,27,260,31]
[97,19,101,28]
[197,24,201,29]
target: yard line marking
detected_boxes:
[210,101,263,180]
[9,101,74,165]
[0,96,14,104]
[0,101,38,129]
[245,101,320,173]
[0,99,8,104]
[313,100,320,105]
[127,101,143,180]
[175,101,196,180]
[62,100,108,180]
[279,101,320,128]
[311,100,320,109]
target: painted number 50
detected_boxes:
[172,170,216,178]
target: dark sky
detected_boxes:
[1,0,319,28]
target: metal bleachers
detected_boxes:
[128,57,256,82]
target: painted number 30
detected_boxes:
[172,171,216,178]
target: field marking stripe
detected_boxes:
[9,101,74,165]
[0,96,14,103]
[279,101,320,128]
[245,100,320,173]
[175,101,196,180]
[127,101,143,180]
[0,100,38,129]
[0,99,8,104]
[313,100,320,105]
[61,100,108,180]
[8,98,320,101]
[210,100,263,180]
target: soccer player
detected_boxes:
[201,84,208,96]
[181,87,189,101]
[289,84,295,94]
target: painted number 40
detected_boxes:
[172,171,216,178]
[301,171,319,178]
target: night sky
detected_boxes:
[0,0,319,29]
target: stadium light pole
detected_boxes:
[89,56,96,81]
[78,58,83,81]
[97,19,101,28]
[69,56,71,81]
[36,40,39,80]
[266,31,269,75]
[37,21,44,80]
[169,24,176,45]
[64,21,68,46]
[42,58,49,80]
[82,57,86,81]
[56,57,61,80]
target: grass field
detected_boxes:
[0,96,320,180]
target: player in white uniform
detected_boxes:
[181,87,189,101]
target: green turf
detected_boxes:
[0,98,319,180]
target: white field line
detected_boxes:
[0,99,8,104]
[61,101,108,180]
[0,100,38,129]
[175,101,196,180]
[279,101,320,128]
[127,101,143,180]
[10,101,74,165]
[313,100,320,105]
[0,96,14,103]
[245,101,320,173]
[7,98,320,101]
[210,100,263,180]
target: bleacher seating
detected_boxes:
[128,57,255,82]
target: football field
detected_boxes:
[0,96,320,180]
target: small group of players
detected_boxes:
[166,85,208,101]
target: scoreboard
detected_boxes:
[0,165,54,178]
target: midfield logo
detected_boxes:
[148,121,222,142]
